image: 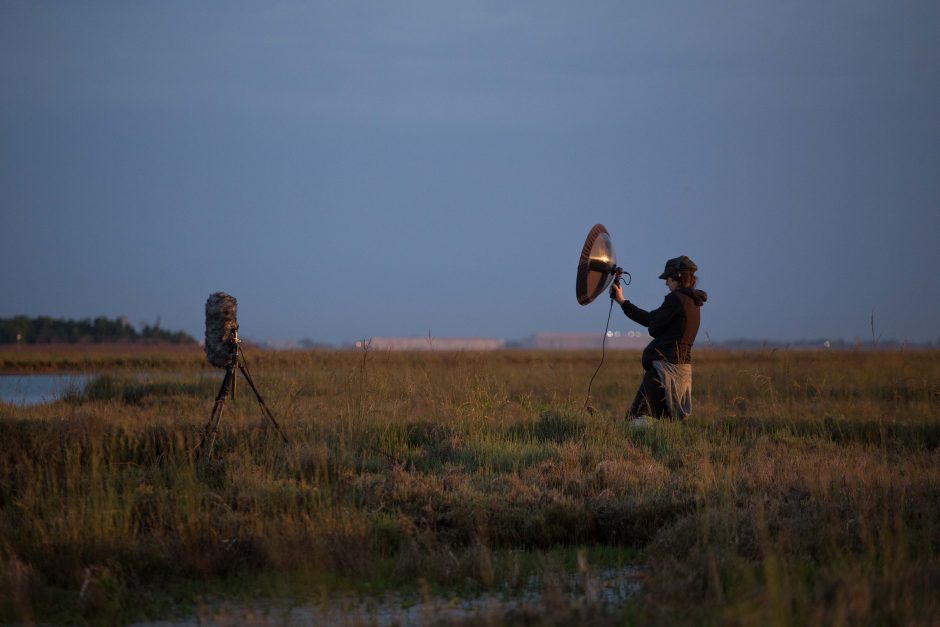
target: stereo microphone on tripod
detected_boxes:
[204,292,239,368]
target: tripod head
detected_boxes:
[227,325,241,354]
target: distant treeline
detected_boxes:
[0,315,196,345]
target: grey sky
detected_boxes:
[2,1,938,343]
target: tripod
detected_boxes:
[199,327,288,465]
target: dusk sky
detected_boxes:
[2,2,938,344]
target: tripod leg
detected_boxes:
[201,365,235,464]
[237,362,289,444]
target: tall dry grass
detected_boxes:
[1,347,938,624]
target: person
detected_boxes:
[609,256,707,424]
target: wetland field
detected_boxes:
[1,345,938,626]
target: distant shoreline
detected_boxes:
[1,341,934,352]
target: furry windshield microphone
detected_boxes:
[199,291,289,463]
[204,292,238,368]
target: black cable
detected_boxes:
[583,296,616,413]
[582,272,630,413]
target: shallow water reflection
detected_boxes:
[132,566,643,626]
[0,374,91,406]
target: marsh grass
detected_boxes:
[1,347,938,625]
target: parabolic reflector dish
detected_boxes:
[576,224,619,305]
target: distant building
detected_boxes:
[262,339,303,350]
[523,332,650,350]
[361,337,506,351]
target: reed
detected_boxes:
[1,348,937,624]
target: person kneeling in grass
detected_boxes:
[610,256,707,425]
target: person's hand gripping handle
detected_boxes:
[609,271,625,305]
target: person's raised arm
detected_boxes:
[612,282,652,327]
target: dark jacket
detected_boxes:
[621,288,708,370]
